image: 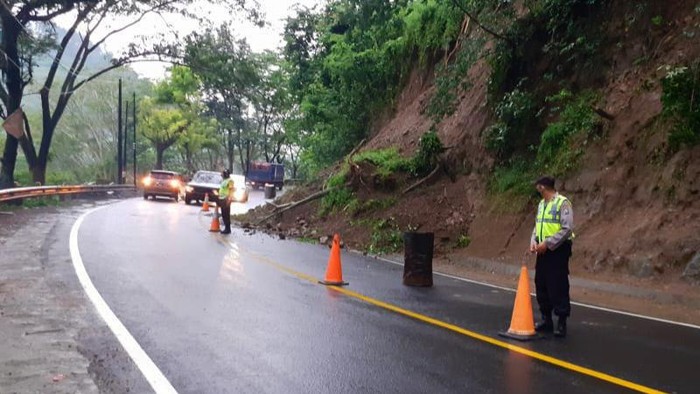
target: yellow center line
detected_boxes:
[213,231,665,394]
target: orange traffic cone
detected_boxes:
[209,207,221,232]
[202,193,210,212]
[319,234,348,286]
[498,265,539,341]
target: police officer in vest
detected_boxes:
[530,176,574,338]
[218,169,234,234]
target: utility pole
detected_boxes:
[123,100,129,184]
[117,78,123,184]
[133,92,137,186]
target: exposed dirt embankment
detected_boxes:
[245,1,700,303]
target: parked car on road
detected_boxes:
[184,170,221,205]
[185,171,250,204]
[142,170,183,202]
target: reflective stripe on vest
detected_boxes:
[536,195,570,241]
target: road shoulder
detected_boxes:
[0,202,151,393]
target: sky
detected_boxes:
[57,0,323,80]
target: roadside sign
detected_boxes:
[3,108,25,139]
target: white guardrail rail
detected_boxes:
[0,184,136,203]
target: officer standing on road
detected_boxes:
[218,169,234,235]
[529,176,574,338]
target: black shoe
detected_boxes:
[220,229,231,234]
[554,317,567,338]
[535,318,554,333]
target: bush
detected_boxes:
[354,148,412,177]
[490,161,537,197]
[428,39,485,121]
[22,196,62,208]
[537,90,599,176]
[485,86,537,160]
[456,234,471,248]
[326,167,349,189]
[661,64,700,150]
[319,187,355,216]
[368,218,403,254]
[411,130,444,176]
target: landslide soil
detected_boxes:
[243,1,700,323]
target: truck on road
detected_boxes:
[246,161,284,190]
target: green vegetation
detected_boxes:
[485,86,537,160]
[486,89,599,201]
[318,133,444,216]
[661,64,700,150]
[537,90,600,177]
[428,39,485,121]
[353,148,412,177]
[456,234,471,248]
[284,0,464,173]
[475,0,609,201]
[20,196,62,208]
[368,218,404,255]
[490,162,537,197]
[411,130,444,176]
[319,187,355,216]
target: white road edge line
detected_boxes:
[70,206,178,394]
[362,252,700,330]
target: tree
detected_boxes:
[139,99,187,170]
[183,24,259,173]
[0,0,260,188]
[140,66,209,170]
[177,117,218,174]
[48,68,153,182]
[250,51,292,164]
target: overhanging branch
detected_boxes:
[450,0,513,46]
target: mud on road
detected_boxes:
[0,200,150,394]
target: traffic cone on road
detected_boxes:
[319,234,348,286]
[498,265,539,341]
[202,193,210,212]
[209,207,221,232]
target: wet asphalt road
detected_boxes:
[75,194,700,393]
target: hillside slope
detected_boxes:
[249,1,700,288]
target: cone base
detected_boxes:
[498,330,541,341]
[319,280,348,286]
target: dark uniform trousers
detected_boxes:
[535,240,572,318]
[218,198,231,229]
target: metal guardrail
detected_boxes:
[0,184,136,203]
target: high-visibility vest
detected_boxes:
[535,194,573,242]
[219,178,233,198]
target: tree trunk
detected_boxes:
[32,117,57,185]
[156,147,165,170]
[235,129,246,174]
[227,128,234,172]
[32,162,47,186]
[0,13,23,189]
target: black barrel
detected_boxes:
[403,232,434,287]
[264,183,276,199]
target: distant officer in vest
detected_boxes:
[218,169,234,234]
[530,175,574,338]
